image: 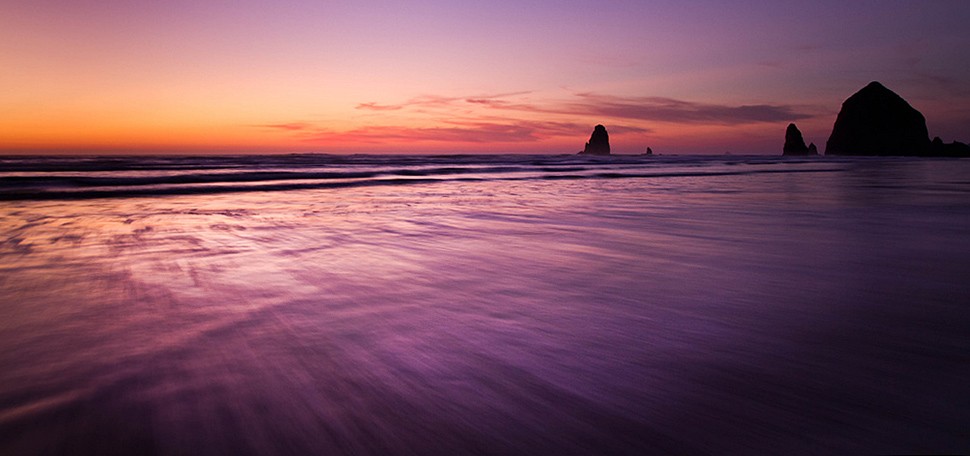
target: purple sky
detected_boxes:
[2,0,969,153]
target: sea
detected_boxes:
[1,154,969,455]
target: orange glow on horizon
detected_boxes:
[4,2,968,155]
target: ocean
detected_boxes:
[1,154,969,454]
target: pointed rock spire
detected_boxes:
[579,124,610,155]
[783,123,810,155]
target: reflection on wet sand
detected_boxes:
[1,156,969,454]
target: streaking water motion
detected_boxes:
[1,154,968,454]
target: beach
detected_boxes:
[1,155,969,454]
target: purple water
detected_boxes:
[1,155,969,454]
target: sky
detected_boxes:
[2,0,970,155]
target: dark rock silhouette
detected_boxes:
[579,125,610,155]
[928,137,970,157]
[645,147,653,156]
[825,81,930,156]
[807,142,818,155]
[783,123,811,155]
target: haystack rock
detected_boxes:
[580,124,610,155]
[825,81,929,156]
[783,123,811,155]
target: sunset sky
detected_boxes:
[3,0,970,154]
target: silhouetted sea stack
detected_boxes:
[825,81,929,156]
[783,123,813,155]
[929,137,970,157]
[808,143,818,155]
[580,124,610,155]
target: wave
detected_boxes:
[0,154,850,200]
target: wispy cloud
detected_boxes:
[257,122,314,131]
[567,93,812,124]
[355,102,403,111]
[301,124,532,145]
[357,91,533,112]
[259,90,808,148]
[298,119,650,145]
[355,91,812,124]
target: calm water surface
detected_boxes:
[1,155,969,454]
